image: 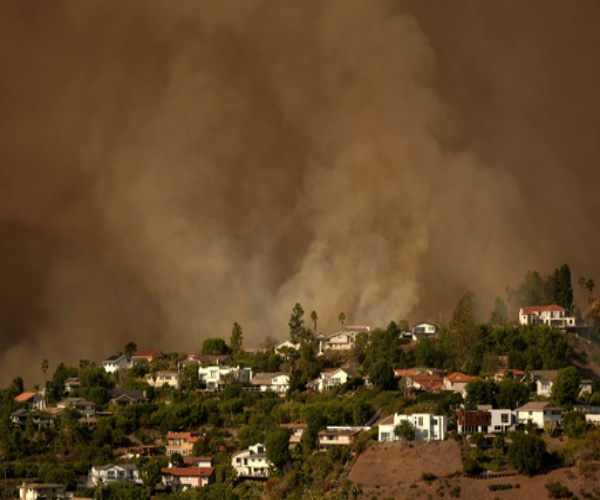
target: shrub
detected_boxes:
[545,481,573,499]
[507,432,547,475]
[463,456,482,474]
[449,486,461,497]
[489,484,513,491]
[421,472,437,483]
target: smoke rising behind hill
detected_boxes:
[1,1,599,385]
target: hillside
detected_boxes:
[347,440,600,499]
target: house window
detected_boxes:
[418,417,423,426]
[501,414,509,423]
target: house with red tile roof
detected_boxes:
[161,466,215,490]
[132,350,165,363]
[443,372,476,397]
[166,432,201,457]
[519,305,576,330]
[398,373,444,393]
[14,391,45,410]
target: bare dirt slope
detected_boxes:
[348,441,600,499]
[347,440,463,487]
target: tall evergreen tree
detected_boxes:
[551,264,573,312]
[230,322,243,357]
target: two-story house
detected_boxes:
[57,397,96,418]
[101,354,137,374]
[161,458,215,492]
[378,413,447,442]
[457,408,491,434]
[232,443,272,479]
[250,372,290,393]
[519,305,576,330]
[87,464,142,486]
[516,401,562,429]
[166,432,201,457]
[318,426,367,450]
[14,392,46,411]
[198,365,252,391]
[411,321,438,341]
[307,368,360,392]
[315,326,370,354]
[443,372,476,398]
[145,371,181,390]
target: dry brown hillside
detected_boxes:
[347,441,600,499]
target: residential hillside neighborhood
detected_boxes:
[3,266,600,499]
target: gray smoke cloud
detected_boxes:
[1,1,599,386]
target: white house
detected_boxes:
[87,463,142,486]
[519,305,576,330]
[516,401,563,429]
[531,370,559,397]
[378,413,447,442]
[198,365,252,391]
[145,371,181,390]
[231,443,272,478]
[161,466,215,491]
[19,483,65,500]
[102,354,137,374]
[250,372,290,393]
[316,326,370,354]
[308,368,359,392]
[274,340,300,355]
[411,322,438,341]
[490,409,517,433]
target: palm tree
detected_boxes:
[310,311,318,334]
[124,341,138,357]
[338,312,346,329]
[40,358,49,404]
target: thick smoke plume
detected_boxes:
[1,1,599,385]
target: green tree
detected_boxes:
[170,452,184,468]
[506,269,552,317]
[200,338,231,356]
[465,379,498,408]
[490,297,508,325]
[124,341,138,357]
[137,456,167,492]
[496,378,530,410]
[551,264,574,313]
[368,361,396,390]
[25,411,35,438]
[289,303,311,343]
[578,276,596,304]
[265,428,291,472]
[551,366,582,409]
[394,420,414,441]
[449,292,480,368]
[563,411,586,438]
[229,322,243,357]
[507,432,547,475]
[101,481,149,499]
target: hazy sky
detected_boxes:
[1,1,599,386]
